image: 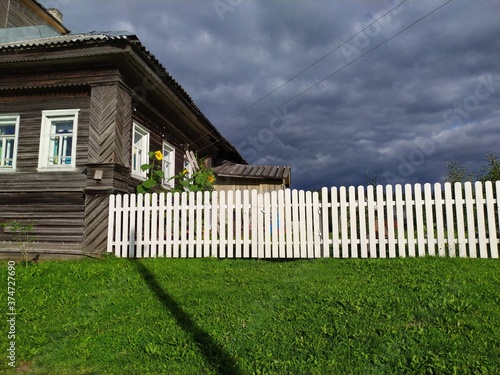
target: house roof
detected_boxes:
[213,161,291,185]
[0,28,246,164]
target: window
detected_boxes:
[0,115,20,172]
[162,142,175,188]
[38,109,79,170]
[132,123,149,178]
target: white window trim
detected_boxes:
[37,109,80,171]
[0,114,20,172]
[131,122,150,179]
[162,141,176,188]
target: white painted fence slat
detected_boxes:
[358,186,368,258]
[331,187,340,258]
[348,186,358,258]
[107,194,115,254]
[455,182,467,257]
[243,190,250,258]
[405,184,416,257]
[386,184,396,258]
[395,184,406,257]
[219,191,226,258]
[292,189,300,258]
[284,189,293,258]
[434,183,446,257]
[211,191,218,257]
[194,192,202,257]
[263,192,271,258]
[424,184,435,256]
[277,190,286,258]
[414,184,425,257]
[299,190,307,258]
[444,183,455,257]
[107,181,499,259]
[475,182,487,258]
[165,192,173,257]
[464,182,477,258]
[340,187,349,258]
[271,191,279,258]
[367,186,376,258]
[227,190,234,258]
[136,194,144,258]
[376,185,386,258]
[305,191,314,258]
[485,181,499,258]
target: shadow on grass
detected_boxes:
[131,259,242,375]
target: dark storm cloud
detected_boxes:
[41,0,500,190]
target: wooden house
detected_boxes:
[0,0,291,258]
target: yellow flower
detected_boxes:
[154,151,163,161]
[182,169,189,174]
[207,175,215,183]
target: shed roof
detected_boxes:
[213,161,291,184]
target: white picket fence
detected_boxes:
[107,181,500,259]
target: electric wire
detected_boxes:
[196,0,454,153]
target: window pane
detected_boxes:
[0,125,15,135]
[51,120,73,134]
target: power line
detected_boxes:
[197,0,454,153]
[188,0,408,147]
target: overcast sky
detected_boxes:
[39,0,500,190]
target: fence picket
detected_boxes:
[376,185,386,258]
[455,182,467,257]
[278,190,286,258]
[264,192,271,258]
[367,186,376,258]
[414,184,425,257]
[331,187,340,258]
[166,192,173,257]
[340,187,349,258]
[219,191,226,258]
[195,191,203,257]
[349,186,358,258]
[227,190,234,258]
[395,184,406,257]
[424,184,435,256]
[243,190,250,258]
[107,181,499,259]
[292,189,300,258]
[434,183,446,257]
[405,184,416,257]
[386,184,396,258]
[475,182,487,258]
[444,183,455,257]
[465,182,477,258]
[485,181,499,258]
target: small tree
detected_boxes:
[0,221,35,266]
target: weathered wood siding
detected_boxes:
[0,0,65,30]
[0,90,90,252]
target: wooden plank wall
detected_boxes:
[0,91,91,253]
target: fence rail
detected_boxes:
[107,181,500,259]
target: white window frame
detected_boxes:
[37,109,79,171]
[162,142,176,188]
[0,114,20,172]
[131,122,150,179]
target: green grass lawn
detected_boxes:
[1,256,499,374]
